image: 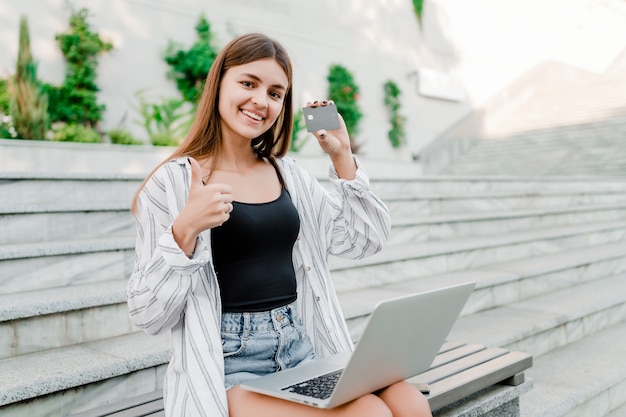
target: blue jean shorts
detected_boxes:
[221,301,316,390]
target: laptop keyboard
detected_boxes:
[281,370,343,400]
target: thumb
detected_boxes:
[188,157,204,186]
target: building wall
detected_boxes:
[1,0,624,161]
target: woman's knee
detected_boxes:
[347,394,393,417]
[378,381,432,417]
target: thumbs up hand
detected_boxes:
[172,157,233,256]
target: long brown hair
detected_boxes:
[131,33,294,212]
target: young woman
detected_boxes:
[127,33,432,417]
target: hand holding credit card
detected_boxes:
[302,103,341,132]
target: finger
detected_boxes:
[314,129,329,140]
[306,100,320,108]
[208,183,233,195]
[188,157,204,186]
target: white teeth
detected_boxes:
[242,110,263,121]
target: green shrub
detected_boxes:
[45,7,112,127]
[413,0,424,21]
[0,115,18,139]
[0,78,9,114]
[10,15,48,140]
[164,15,220,104]
[290,108,308,153]
[134,92,191,146]
[150,132,179,147]
[327,64,362,152]
[108,129,143,145]
[53,123,101,143]
[383,80,406,148]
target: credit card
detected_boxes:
[302,104,341,132]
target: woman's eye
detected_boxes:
[270,91,282,100]
[241,81,254,88]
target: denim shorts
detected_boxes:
[221,301,316,390]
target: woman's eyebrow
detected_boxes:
[242,73,287,91]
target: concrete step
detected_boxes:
[0,238,134,294]
[368,176,626,197]
[339,240,626,323]
[0,280,130,359]
[0,174,142,212]
[331,220,626,293]
[0,331,171,417]
[520,322,626,417]
[0,210,134,245]
[389,203,626,244]
[385,190,626,216]
[447,272,626,357]
[605,401,626,417]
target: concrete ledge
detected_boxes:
[434,380,533,417]
[0,332,171,407]
[0,280,127,322]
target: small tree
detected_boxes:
[164,15,220,104]
[9,15,48,140]
[44,7,112,128]
[0,78,10,115]
[413,0,424,23]
[383,80,406,148]
[327,64,362,152]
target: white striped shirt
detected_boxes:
[127,155,391,417]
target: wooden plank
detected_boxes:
[412,347,509,384]
[424,351,533,411]
[438,340,466,354]
[108,398,164,417]
[69,391,163,417]
[429,343,487,369]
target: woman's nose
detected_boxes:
[250,91,268,107]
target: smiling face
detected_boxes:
[217,58,289,145]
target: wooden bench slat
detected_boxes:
[423,350,533,411]
[108,399,164,417]
[438,340,466,354]
[413,347,509,384]
[70,391,163,417]
[430,343,487,369]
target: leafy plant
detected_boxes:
[164,15,220,104]
[53,123,102,143]
[108,129,143,145]
[327,64,362,152]
[290,108,308,153]
[412,0,424,22]
[9,15,48,140]
[134,92,191,146]
[383,80,406,148]
[45,7,112,127]
[0,78,10,115]
[0,114,18,139]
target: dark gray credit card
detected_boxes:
[302,104,341,132]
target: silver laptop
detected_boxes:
[241,281,476,408]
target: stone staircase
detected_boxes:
[440,70,626,176]
[1,167,626,416]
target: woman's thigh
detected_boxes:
[227,385,392,417]
[377,381,432,417]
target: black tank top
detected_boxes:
[210,160,300,312]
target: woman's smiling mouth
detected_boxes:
[241,109,264,121]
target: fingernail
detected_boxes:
[322,100,328,105]
[314,101,319,104]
